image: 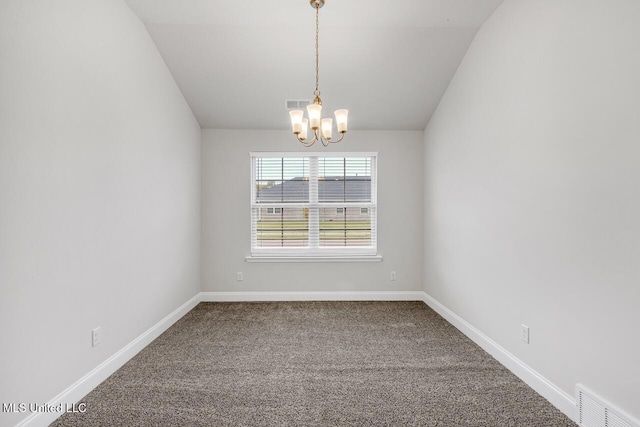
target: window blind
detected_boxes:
[251,153,377,257]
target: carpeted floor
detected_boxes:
[52,301,575,426]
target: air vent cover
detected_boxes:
[285,99,311,110]
[577,384,638,427]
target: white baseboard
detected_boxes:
[17,293,201,427]
[200,291,426,302]
[421,292,577,423]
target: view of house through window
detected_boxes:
[251,153,377,256]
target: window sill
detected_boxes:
[245,255,383,263]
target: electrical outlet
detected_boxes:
[390,271,397,281]
[236,272,244,281]
[521,324,530,344]
[92,327,101,347]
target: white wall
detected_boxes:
[202,129,423,293]
[0,1,201,425]
[423,0,640,420]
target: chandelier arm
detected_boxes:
[329,133,346,144]
[296,129,347,148]
[297,131,319,147]
[318,132,345,146]
[309,129,320,145]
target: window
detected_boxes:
[251,152,377,258]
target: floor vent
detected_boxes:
[577,384,639,427]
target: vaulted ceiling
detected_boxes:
[124,0,503,130]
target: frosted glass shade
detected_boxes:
[335,109,348,133]
[321,118,333,139]
[307,103,322,129]
[289,110,304,134]
[300,118,309,140]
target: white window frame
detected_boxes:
[248,152,379,261]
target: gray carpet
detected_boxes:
[52,301,575,426]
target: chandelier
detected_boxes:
[289,0,348,147]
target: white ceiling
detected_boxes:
[124,0,503,130]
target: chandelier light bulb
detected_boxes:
[307,103,322,129]
[334,109,348,133]
[321,118,333,139]
[289,110,304,134]
[300,118,309,140]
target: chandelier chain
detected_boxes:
[314,2,320,98]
